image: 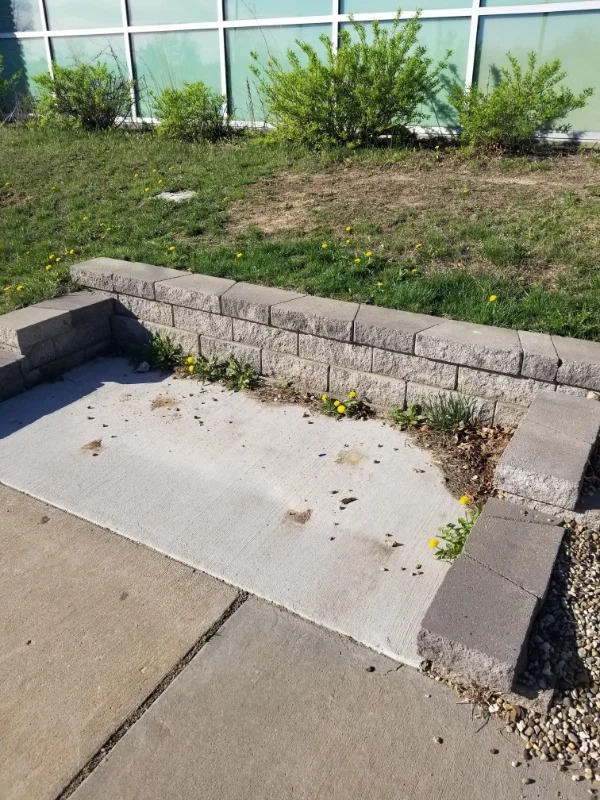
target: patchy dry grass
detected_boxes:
[1,127,600,339]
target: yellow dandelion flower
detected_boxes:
[321,394,328,401]
[348,390,357,399]
[168,246,176,251]
[145,188,150,193]
[337,404,346,414]
[45,265,52,271]
[152,168,157,173]
[354,258,362,264]
[82,216,89,221]
[4,181,11,187]
[3,286,12,292]
[55,257,61,262]
[49,254,55,260]
[415,243,422,250]
[333,400,340,407]
[376,281,383,288]
[489,295,497,303]
[188,365,195,373]
[365,250,373,257]
[158,179,163,185]
[345,226,352,233]
[105,227,111,232]
[134,173,139,178]
[186,356,195,364]
[345,239,351,244]
[435,145,440,151]
[459,495,469,505]
[69,249,75,255]
[236,252,243,259]
[321,242,328,249]
[411,269,418,274]
[429,538,439,548]
[16,285,24,291]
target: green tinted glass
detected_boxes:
[0,0,42,32]
[475,12,600,132]
[340,17,470,126]
[0,37,47,98]
[51,35,127,70]
[341,0,466,10]
[128,0,218,26]
[131,30,221,117]
[45,0,122,30]
[226,23,331,121]
[224,0,330,20]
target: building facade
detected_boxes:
[1,0,598,137]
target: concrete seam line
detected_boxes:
[54,591,249,800]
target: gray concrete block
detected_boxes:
[299,334,372,372]
[415,321,522,375]
[143,322,200,356]
[155,273,236,313]
[417,555,538,692]
[221,282,304,324]
[110,261,180,300]
[37,291,114,323]
[21,339,56,370]
[261,350,328,390]
[233,318,297,355]
[111,315,153,345]
[70,257,120,292]
[0,306,72,352]
[23,350,86,387]
[405,382,495,425]
[525,390,600,445]
[519,331,559,382]
[554,335,600,391]
[114,294,174,327]
[458,367,546,405]
[492,401,527,428]
[480,497,563,529]
[173,306,233,341]
[354,305,440,354]
[373,348,456,389]
[84,340,113,361]
[329,366,406,408]
[0,349,25,401]
[495,422,593,510]
[463,515,564,600]
[53,318,112,360]
[200,336,261,372]
[271,295,358,342]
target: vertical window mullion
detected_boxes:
[465,0,481,88]
[38,0,53,76]
[119,0,138,119]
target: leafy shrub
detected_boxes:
[251,13,448,149]
[0,54,20,115]
[186,354,259,391]
[154,81,231,142]
[422,392,477,434]
[449,52,593,152]
[142,333,183,370]
[431,503,480,562]
[388,403,425,430]
[34,61,135,130]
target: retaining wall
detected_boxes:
[2,257,600,418]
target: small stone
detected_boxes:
[136,361,150,373]
[511,761,520,768]
[489,748,499,755]
[433,737,443,745]
[366,666,375,673]
[522,777,534,785]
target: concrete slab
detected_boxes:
[0,357,460,666]
[70,599,590,800]
[0,484,237,800]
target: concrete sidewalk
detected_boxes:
[0,484,237,800]
[71,599,589,800]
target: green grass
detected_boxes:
[2,127,600,340]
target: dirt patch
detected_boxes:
[151,394,177,411]
[81,439,102,453]
[286,509,313,525]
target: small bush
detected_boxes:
[450,52,593,152]
[142,334,183,370]
[34,61,135,130]
[251,13,448,149]
[422,392,477,434]
[154,81,231,142]
[0,54,20,115]
[388,403,425,430]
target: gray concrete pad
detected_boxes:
[0,484,237,800]
[0,357,460,666]
[70,599,590,800]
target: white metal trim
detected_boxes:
[217,0,228,100]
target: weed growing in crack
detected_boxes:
[388,403,426,430]
[142,333,184,370]
[320,389,373,420]
[430,496,480,562]
[185,353,260,391]
[422,393,478,435]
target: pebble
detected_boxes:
[433,737,443,745]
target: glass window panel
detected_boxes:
[475,12,600,132]
[224,1,330,20]
[131,30,221,117]
[226,23,330,121]
[45,0,122,30]
[128,0,218,26]
[51,35,127,70]
[0,0,42,33]
[341,0,466,10]
[340,17,470,126]
[0,37,47,98]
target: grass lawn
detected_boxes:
[1,127,600,340]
